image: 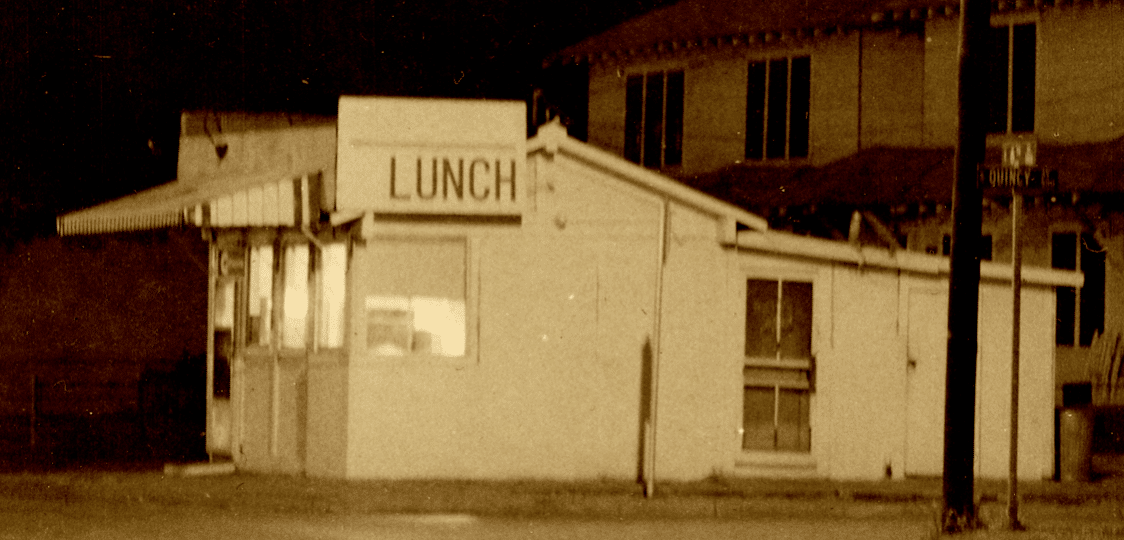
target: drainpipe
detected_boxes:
[645,198,669,498]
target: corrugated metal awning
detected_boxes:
[57,172,323,236]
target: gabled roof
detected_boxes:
[553,0,1048,65]
[528,120,769,231]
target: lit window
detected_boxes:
[624,70,684,168]
[743,279,813,452]
[365,239,466,357]
[318,243,347,349]
[248,244,274,346]
[282,244,309,349]
[746,56,810,161]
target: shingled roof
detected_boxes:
[678,135,1124,215]
[552,0,1061,66]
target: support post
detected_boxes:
[943,0,991,532]
[1007,191,1024,531]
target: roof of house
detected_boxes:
[677,135,1124,215]
[553,0,1045,65]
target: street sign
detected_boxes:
[977,166,1058,191]
[1001,137,1037,168]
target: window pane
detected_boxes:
[1011,24,1036,133]
[980,235,993,261]
[248,244,274,346]
[282,244,309,349]
[765,59,788,159]
[986,26,1010,133]
[366,239,466,357]
[1057,287,1076,346]
[664,71,684,166]
[643,73,665,168]
[746,279,778,357]
[1080,233,1105,346]
[213,280,235,399]
[1052,232,1076,270]
[788,57,810,158]
[777,389,811,452]
[319,243,347,349]
[624,75,644,163]
[742,386,775,450]
[779,282,813,360]
[745,61,766,160]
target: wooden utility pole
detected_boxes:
[943,0,991,532]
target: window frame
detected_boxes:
[623,69,685,169]
[355,235,480,365]
[745,55,811,162]
[741,275,816,454]
[1050,228,1105,347]
[986,21,1036,135]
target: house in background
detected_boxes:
[55,97,1078,481]
[548,0,1124,409]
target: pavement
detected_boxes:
[0,462,1122,523]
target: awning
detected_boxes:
[57,172,324,236]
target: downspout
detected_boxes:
[205,239,217,462]
[645,198,669,498]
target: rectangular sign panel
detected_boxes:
[336,96,527,215]
[977,167,1058,191]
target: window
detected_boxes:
[1053,232,1105,346]
[624,70,684,168]
[742,279,813,452]
[248,244,274,347]
[942,234,991,260]
[987,23,1035,134]
[317,242,347,349]
[746,56,810,161]
[365,239,467,357]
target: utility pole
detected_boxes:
[943,0,991,532]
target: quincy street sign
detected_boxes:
[977,166,1058,191]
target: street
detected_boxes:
[0,497,932,540]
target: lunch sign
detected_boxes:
[336,96,527,215]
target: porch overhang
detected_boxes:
[57,172,324,236]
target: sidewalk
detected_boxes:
[0,465,1121,521]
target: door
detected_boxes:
[905,289,948,477]
[236,240,312,474]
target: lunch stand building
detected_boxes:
[57,97,1079,481]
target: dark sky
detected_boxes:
[0,0,673,241]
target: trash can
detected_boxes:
[1059,407,1094,482]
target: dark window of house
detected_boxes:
[1053,232,1104,346]
[745,62,767,160]
[942,234,952,256]
[1011,24,1036,133]
[987,23,1036,134]
[981,235,993,261]
[789,57,811,158]
[624,76,644,163]
[743,279,813,452]
[643,74,665,168]
[766,59,789,159]
[665,71,685,166]
[746,56,810,161]
[623,70,685,168]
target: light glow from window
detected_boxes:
[319,243,347,349]
[282,244,309,349]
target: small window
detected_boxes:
[318,242,347,349]
[365,239,467,357]
[987,23,1036,134]
[624,70,684,168]
[743,279,813,452]
[248,244,274,346]
[1052,231,1105,346]
[746,56,810,161]
[281,244,310,349]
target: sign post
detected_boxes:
[978,136,1055,531]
